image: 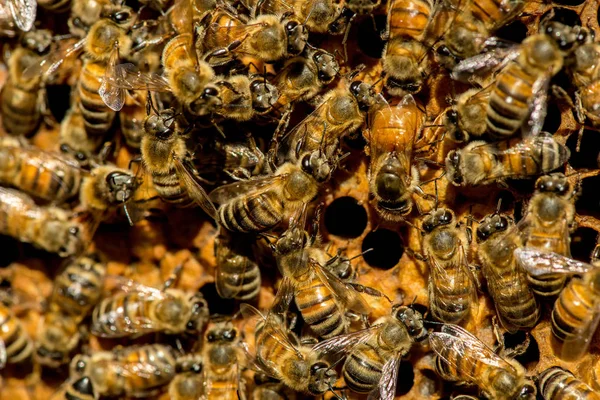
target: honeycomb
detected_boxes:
[1,0,600,399]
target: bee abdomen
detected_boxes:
[0,309,33,363]
[218,194,283,233]
[220,262,261,300]
[539,367,600,400]
[487,67,533,138]
[296,282,344,338]
[343,344,383,393]
[0,82,41,137]
[551,280,593,343]
[152,169,194,207]
[527,274,566,298]
[78,63,115,136]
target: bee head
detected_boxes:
[308,361,337,395]
[445,150,463,186]
[313,50,339,83]
[393,305,427,341]
[186,294,208,333]
[250,78,279,113]
[71,354,90,377]
[283,16,308,56]
[106,171,136,204]
[476,215,509,242]
[350,80,375,111]
[535,173,569,195]
[422,208,454,233]
[301,151,332,183]
[516,381,537,400]
[144,111,175,140]
[72,377,96,397]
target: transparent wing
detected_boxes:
[522,74,550,138]
[312,324,381,356]
[239,304,299,357]
[430,324,515,384]
[121,352,176,380]
[99,44,126,111]
[100,63,171,92]
[515,249,597,277]
[102,274,165,296]
[309,258,371,315]
[240,0,293,18]
[208,173,287,204]
[451,46,520,82]
[0,338,6,369]
[8,0,35,31]
[497,135,569,178]
[367,355,401,400]
[269,276,296,317]
[173,155,218,221]
[561,293,600,361]
[22,38,85,82]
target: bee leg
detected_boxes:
[468,264,483,292]
[38,84,56,128]
[491,315,508,355]
[299,336,319,346]
[404,247,428,263]
[346,282,392,303]
[163,264,183,290]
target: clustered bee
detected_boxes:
[3,0,600,399]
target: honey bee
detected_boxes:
[0,187,85,256]
[167,353,204,400]
[0,0,36,33]
[272,220,378,338]
[197,7,308,65]
[79,165,138,217]
[566,37,600,130]
[91,276,209,338]
[215,231,261,300]
[476,213,539,332]
[252,373,296,400]
[0,136,82,203]
[421,208,477,324]
[196,321,245,400]
[452,22,584,139]
[0,301,33,368]
[429,324,537,400]
[515,173,577,298]
[381,0,435,96]
[1,29,53,137]
[194,74,279,121]
[578,355,600,392]
[70,344,178,397]
[50,376,97,400]
[198,133,266,181]
[513,248,600,361]
[209,150,334,233]
[538,366,600,400]
[283,79,386,163]
[443,86,492,143]
[313,304,427,397]
[270,45,339,114]
[240,304,338,395]
[435,0,524,66]
[36,310,82,367]
[140,107,218,218]
[445,134,570,187]
[365,95,426,221]
[68,0,110,37]
[344,0,381,15]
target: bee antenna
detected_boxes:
[346,64,366,81]
[423,320,444,326]
[349,248,373,261]
[123,202,133,226]
[404,220,422,232]
[302,2,316,25]
[493,198,503,216]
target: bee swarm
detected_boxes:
[1,0,600,399]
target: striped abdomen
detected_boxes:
[580,81,600,126]
[491,266,539,330]
[54,376,97,400]
[0,146,81,203]
[206,365,239,400]
[77,60,116,136]
[37,0,71,11]
[343,339,386,393]
[118,345,177,396]
[92,292,154,337]
[203,12,243,52]
[51,256,106,320]
[0,304,33,364]
[216,256,261,300]
[151,166,195,207]
[551,278,595,347]
[470,0,523,29]
[429,262,474,324]
[0,79,41,137]
[387,0,432,40]
[218,192,284,233]
[487,64,536,138]
[525,229,571,298]
[494,136,569,181]
[295,276,346,338]
[539,367,600,400]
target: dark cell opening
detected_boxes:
[199,283,236,315]
[324,196,368,238]
[541,102,561,134]
[570,227,598,262]
[497,190,516,213]
[343,130,368,150]
[495,20,528,43]
[46,84,72,123]
[513,335,540,368]
[552,0,585,5]
[513,200,524,223]
[576,175,600,219]
[395,362,414,396]
[566,130,600,169]
[357,14,387,59]
[542,7,582,27]
[410,303,429,319]
[361,229,403,269]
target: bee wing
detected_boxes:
[430,324,516,382]
[561,296,600,361]
[122,356,176,380]
[515,248,597,276]
[312,324,381,356]
[102,274,165,296]
[173,155,218,221]
[496,135,569,178]
[22,38,86,82]
[367,355,401,400]
[205,21,264,56]
[239,303,300,357]
[100,62,172,92]
[99,45,126,112]
[7,0,35,31]
[208,173,287,204]
[309,258,371,315]
[521,74,550,138]
[241,0,293,18]
[451,46,520,82]
[270,276,296,317]
[0,338,6,369]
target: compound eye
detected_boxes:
[422,219,434,233]
[578,31,588,43]
[498,216,508,230]
[113,11,131,23]
[76,360,86,373]
[437,45,452,57]
[69,226,80,236]
[447,109,458,124]
[350,80,362,95]
[476,227,489,241]
[223,329,237,341]
[286,20,299,32]
[440,210,452,224]
[203,87,219,98]
[311,362,327,374]
[206,333,216,342]
[301,154,312,173]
